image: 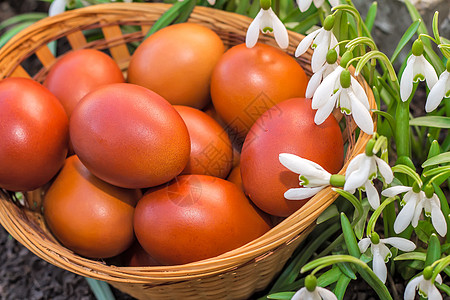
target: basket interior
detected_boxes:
[0,3,374,285]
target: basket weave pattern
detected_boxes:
[0,3,375,299]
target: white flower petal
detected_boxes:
[350,76,370,110]
[314,90,339,125]
[381,237,416,251]
[404,275,423,300]
[329,0,340,7]
[311,31,330,72]
[270,9,290,49]
[372,245,387,283]
[312,66,343,109]
[349,90,374,134]
[400,55,416,102]
[429,195,447,237]
[374,156,393,184]
[416,55,438,89]
[49,0,67,16]
[428,284,443,300]
[436,274,442,285]
[284,187,324,200]
[306,66,326,98]
[279,153,330,181]
[381,185,412,197]
[245,11,262,48]
[296,28,321,57]
[365,181,380,210]
[292,287,306,300]
[339,89,352,113]
[394,193,417,233]
[412,196,424,227]
[426,71,449,112]
[316,287,338,300]
[345,153,364,177]
[207,0,215,5]
[313,0,325,8]
[358,237,371,253]
[297,0,313,12]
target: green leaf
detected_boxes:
[333,189,364,223]
[145,0,195,38]
[0,13,46,31]
[414,220,435,243]
[436,283,450,297]
[334,273,352,300]
[394,252,426,261]
[425,234,441,267]
[409,116,450,129]
[85,278,115,300]
[364,2,377,33]
[0,21,35,48]
[354,199,371,240]
[267,292,296,300]
[317,267,342,287]
[422,152,450,168]
[291,12,320,34]
[340,213,361,258]
[390,19,421,64]
[337,262,357,280]
[432,12,441,44]
[235,0,250,15]
[317,204,339,224]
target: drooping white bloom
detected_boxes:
[246,8,289,49]
[292,285,337,300]
[49,0,67,16]
[279,153,331,200]
[344,152,393,209]
[404,274,443,300]
[400,54,438,102]
[295,27,339,72]
[358,236,416,283]
[306,62,338,98]
[312,66,374,135]
[296,0,340,12]
[425,70,450,112]
[382,186,447,236]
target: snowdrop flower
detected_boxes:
[246,6,289,49]
[404,267,443,300]
[312,60,374,135]
[292,275,337,300]
[400,39,438,102]
[296,15,338,72]
[296,0,340,13]
[279,153,337,200]
[358,232,416,283]
[382,183,447,236]
[425,62,450,112]
[306,49,338,98]
[343,140,393,209]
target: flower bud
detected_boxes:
[340,51,353,68]
[370,232,380,244]
[323,15,336,31]
[305,274,317,292]
[412,181,421,193]
[412,39,424,56]
[340,70,351,89]
[424,184,434,198]
[260,0,271,10]
[423,266,433,280]
[326,49,338,64]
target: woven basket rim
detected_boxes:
[0,2,376,284]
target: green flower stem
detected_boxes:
[431,256,450,283]
[395,83,417,158]
[382,199,397,237]
[366,197,397,237]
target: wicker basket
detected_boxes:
[0,3,376,300]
